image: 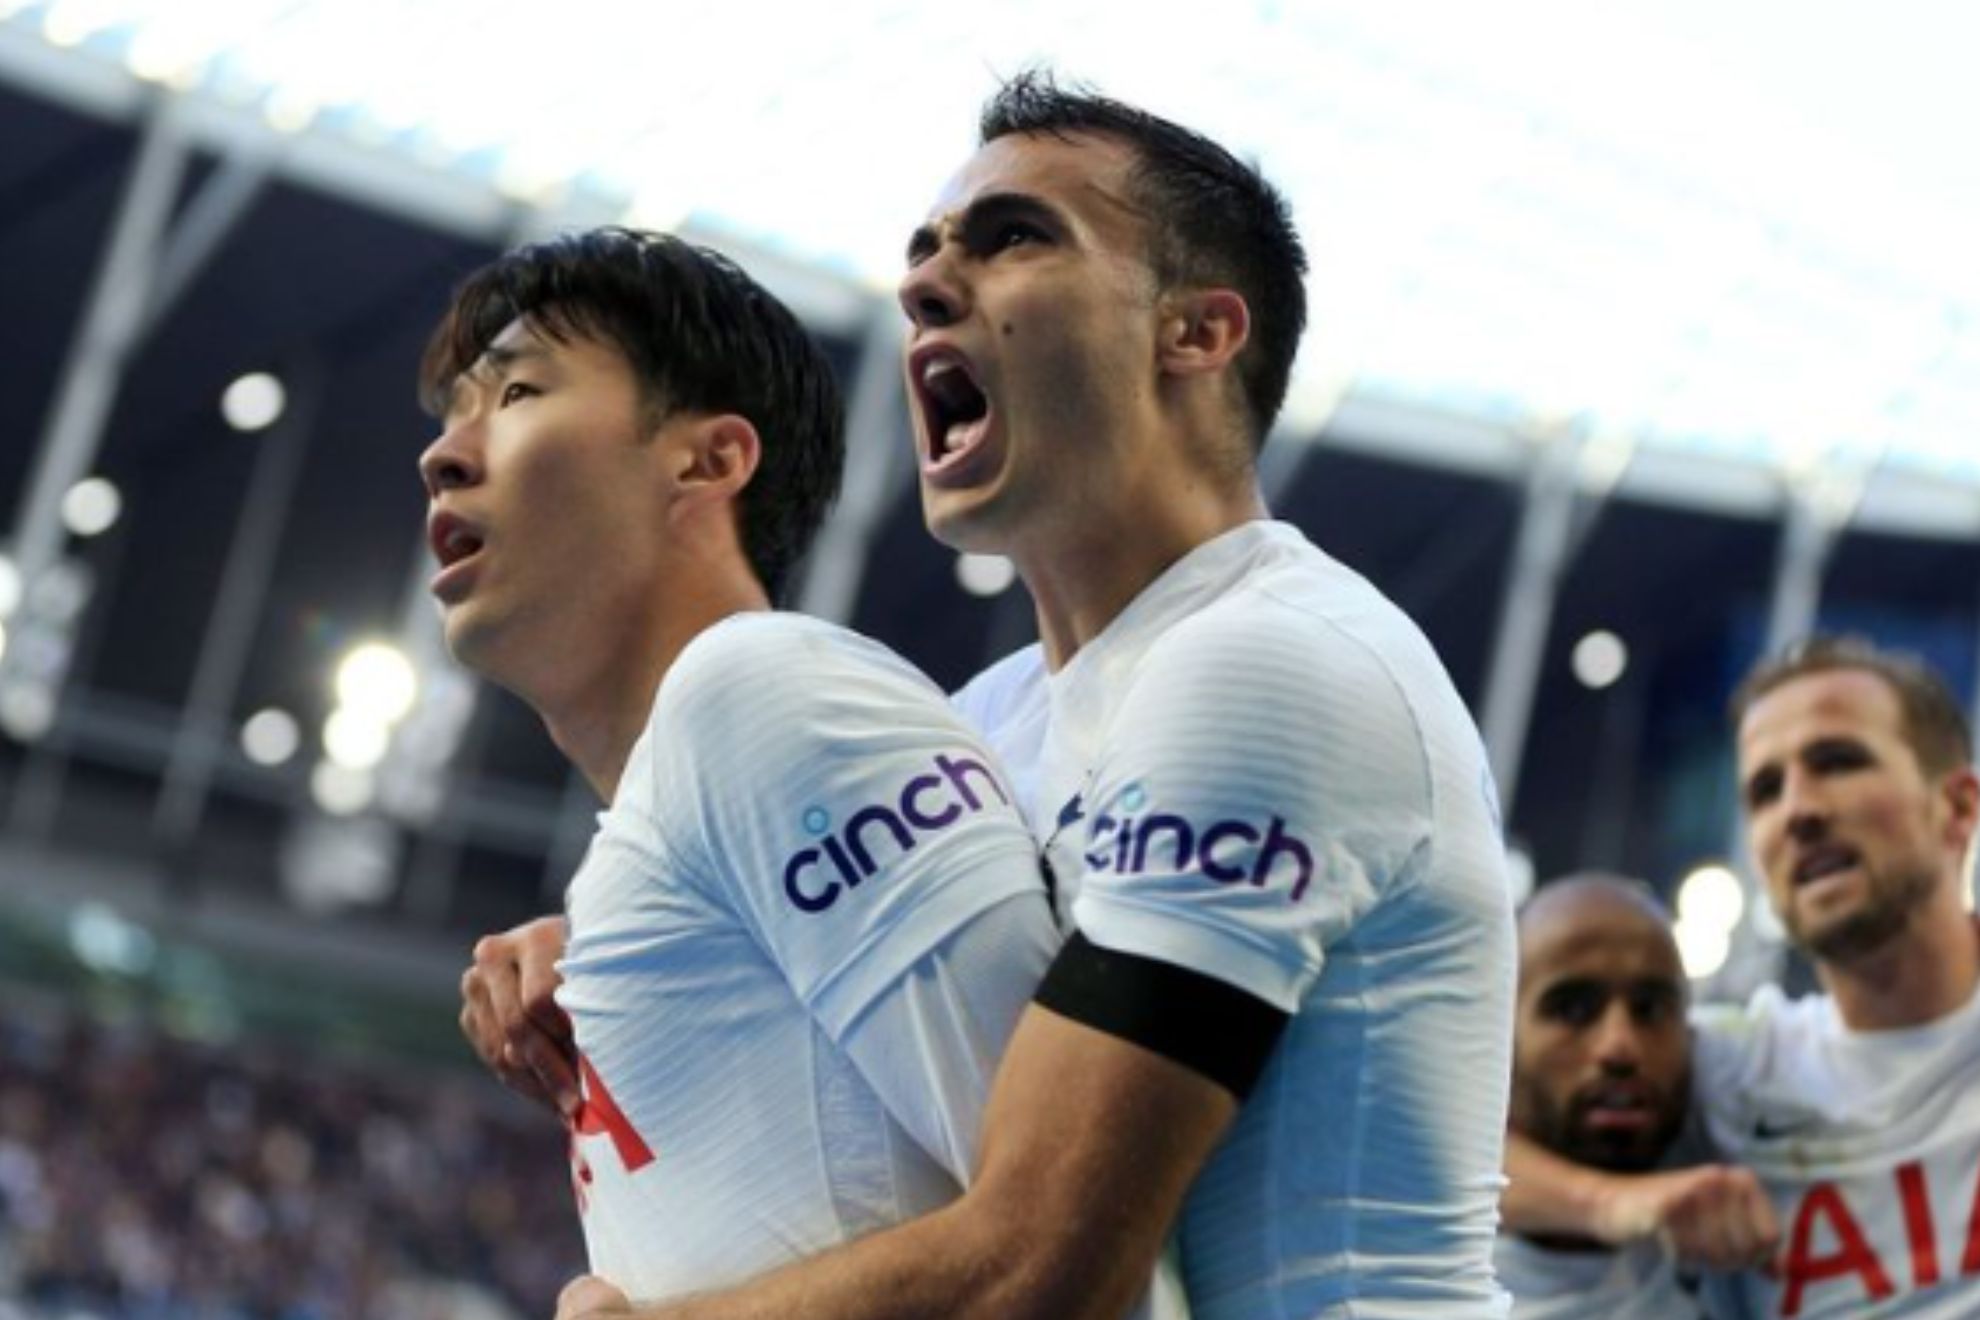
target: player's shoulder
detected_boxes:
[1140,550,1425,732]
[951,642,1046,725]
[1690,982,1816,1080]
[653,613,960,775]
[1177,526,1429,668]
[667,612,938,709]
[1692,980,1810,1035]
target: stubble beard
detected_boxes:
[1511,1071,1689,1175]
[1793,858,1938,965]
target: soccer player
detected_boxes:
[499,73,1517,1319]
[416,228,1068,1305]
[1503,637,1980,1318]
[1498,875,1707,1318]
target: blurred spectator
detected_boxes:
[0,1000,581,1319]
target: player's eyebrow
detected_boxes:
[905,191,1063,265]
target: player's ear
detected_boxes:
[667,413,761,506]
[1157,287,1249,379]
[1940,765,1980,853]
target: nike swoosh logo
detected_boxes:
[1057,793,1085,831]
[1752,1116,1816,1140]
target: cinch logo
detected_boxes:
[783,753,1009,914]
[1085,793,1315,902]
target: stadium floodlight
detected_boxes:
[309,760,374,816]
[1503,843,1535,909]
[322,706,390,770]
[1674,919,1732,981]
[1677,863,1746,933]
[1570,630,1628,690]
[0,684,56,741]
[333,641,417,725]
[240,706,301,766]
[61,477,122,539]
[1673,862,1747,980]
[221,372,287,432]
[40,0,111,48]
[954,553,1017,598]
[67,901,158,976]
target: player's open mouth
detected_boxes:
[429,512,485,570]
[910,348,993,471]
[1792,844,1859,888]
[428,510,486,600]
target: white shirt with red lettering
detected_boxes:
[555,613,1061,1304]
[955,519,1518,1319]
[1692,978,1980,1318]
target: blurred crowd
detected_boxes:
[0,1002,581,1320]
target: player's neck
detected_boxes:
[1020,471,1267,671]
[541,561,771,803]
[1820,884,1980,1032]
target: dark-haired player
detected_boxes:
[495,73,1518,1319]
[419,228,1065,1304]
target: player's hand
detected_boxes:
[1594,1163,1779,1271]
[554,1274,631,1319]
[459,915,579,1118]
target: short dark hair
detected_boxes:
[420,227,844,602]
[979,70,1308,449]
[1730,635,1972,778]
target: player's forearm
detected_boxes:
[624,1189,1130,1320]
[591,1004,1229,1320]
[1500,1129,1625,1240]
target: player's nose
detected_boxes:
[419,423,481,499]
[899,247,969,331]
[1591,1002,1644,1073]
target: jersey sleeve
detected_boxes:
[1067,608,1434,1013]
[838,893,1058,1180]
[648,617,1056,1041]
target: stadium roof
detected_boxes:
[6,0,1979,503]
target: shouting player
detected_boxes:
[493,73,1518,1318]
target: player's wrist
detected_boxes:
[1583,1167,1655,1245]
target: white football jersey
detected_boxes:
[1692,979,1980,1319]
[1493,1235,1705,1319]
[956,519,1518,1318]
[557,613,1059,1303]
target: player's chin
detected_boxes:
[919,484,1013,554]
[440,606,513,682]
[1564,1112,1676,1171]
[439,604,484,657]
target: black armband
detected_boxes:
[1033,932,1290,1100]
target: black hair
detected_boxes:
[981,69,1308,447]
[421,227,843,601]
